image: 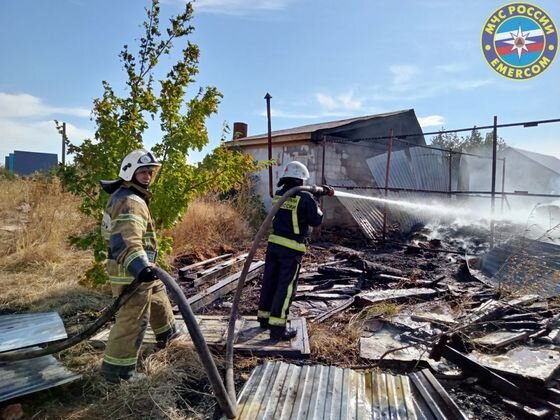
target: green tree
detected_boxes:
[60,0,259,283]
[431,126,506,153]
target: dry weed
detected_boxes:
[170,196,252,259]
[350,302,401,324]
[0,177,94,268]
[0,177,106,314]
[308,316,363,366]
[80,339,216,420]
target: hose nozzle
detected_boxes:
[310,185,335,197]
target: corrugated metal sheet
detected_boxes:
[481,239,560,297]
[0,353,81,402]
[233,361,466,420]
[0,312,67,353]
[365,147,452,235]
[335,147,452,239]
[335,189,385,240]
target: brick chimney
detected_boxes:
[232,122,248,139]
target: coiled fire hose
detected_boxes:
[224,185,334,405]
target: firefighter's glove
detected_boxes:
[319,185,335,197]
[138,266,158,283]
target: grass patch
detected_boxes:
[170,195,252,261]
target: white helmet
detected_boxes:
[118,149,161,181]
[281,161,309,181]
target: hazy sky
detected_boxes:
[1,0,559,163]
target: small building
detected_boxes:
[225,109,426,231]
[501,146,560,194]
[4,150,58,176]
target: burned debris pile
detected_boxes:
[282,231,560,419]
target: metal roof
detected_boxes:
[506,146,560,176]
[233,361,466,419]
[235,110,412,141]
[0,312,67,353]
[0,353,81,402]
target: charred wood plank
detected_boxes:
[481,320,542,330]
[430,337,530,406]
[317,266,363,277]
[473,331,529,349]
[362,260,405,277]
[409,369,469,420]
[356,288,438,306]
[188,261,264,312]
[295,292,355,300]
[371,274,409,283]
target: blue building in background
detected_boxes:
[4,150,58,176]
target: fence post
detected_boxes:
[490,116,498,248]
[382,129,394,242]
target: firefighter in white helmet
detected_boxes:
[257,161,333,340]
[99,149,179,382]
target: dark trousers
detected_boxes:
[258,243,303,333]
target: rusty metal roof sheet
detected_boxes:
[0,353,81,402]
[233,361,466,419]
[0,312,67,353]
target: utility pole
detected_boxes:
[265,93,273,198]
[55,120,67,167]
[61,122,66,167]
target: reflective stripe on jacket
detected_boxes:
[101,184,157,284]
[268,188,323,253]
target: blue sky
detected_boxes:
[1,0,559,164]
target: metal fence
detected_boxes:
[322,116,560,248]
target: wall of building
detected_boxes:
[7,151,58,176]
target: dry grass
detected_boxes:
[308,303,402,366]
[170,196,252,260]
[25,340,216,420]
[64,339,216,420]
[308,315,363,366]
[0,177,94,269]
[0,178,105,314]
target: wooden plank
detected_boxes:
[188,261,265,312]
[178,253,232,275]
[193,253,248,286]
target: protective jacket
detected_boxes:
[101,182,157,285]
[268,187,323,253]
